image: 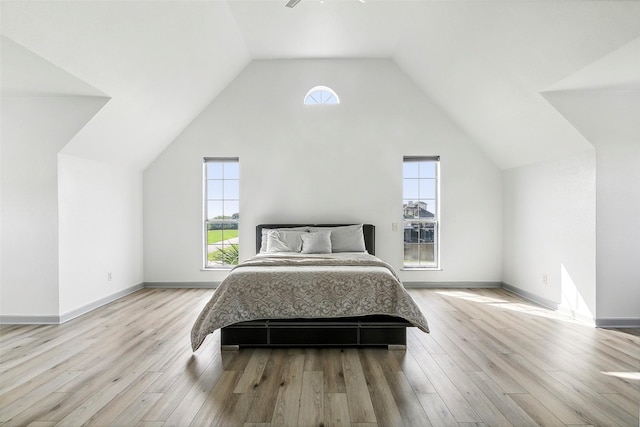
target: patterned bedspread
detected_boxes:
[190,253,429,351]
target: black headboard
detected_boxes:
[256,224,375,255]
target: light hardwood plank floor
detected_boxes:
[1,288,638,426]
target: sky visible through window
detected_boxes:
[206,160,239,220]
[304,86,340,105]
[403,160,437,215]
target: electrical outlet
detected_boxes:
[392,223,398,232]
[108,272,112,282]
[542,274,548,285]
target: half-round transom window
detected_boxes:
[304,86,340,105]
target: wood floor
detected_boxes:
[1,288,639,427]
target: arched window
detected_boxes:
[304,86,340,105]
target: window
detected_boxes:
[403,156,439,268]
[204,158,239,268]
[304,86,340,105]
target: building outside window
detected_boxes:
[204,158,239,268]
[403,156,439,268]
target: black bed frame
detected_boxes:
[220,224,411,348]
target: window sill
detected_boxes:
[401,267,442,271]
[201,267,233,271]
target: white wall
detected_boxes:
[595,139,640,323]
[1,95,107,318]
[542,83,640,325]
[502,150,596,321]
[144,59,502,284]
[58,154,143,317]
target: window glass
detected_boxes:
[403,157,439,268]
[204,158,239,268]
[304,86,340,105]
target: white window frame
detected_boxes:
[403,156,440,269]
[304,85,340,105]
[203,157,239,269]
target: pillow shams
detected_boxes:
[301,231,332,254]
[260,226,308,252]
[265,229,307,253]
[309,224,366,253]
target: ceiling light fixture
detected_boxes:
[286,0,363,7]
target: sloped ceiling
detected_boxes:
[393,1,640,168]
[542,38,640,146]
[1,1,639,170]
[1,1,250,170]
[1,36,107,98]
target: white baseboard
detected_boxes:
[59,283,144,323]
[0,314,60,325]
[144,282,219,289]
[500,284,640,328]
[404,281,502,289]
[0,283,144,325]
[500,282,559,311]
[556,306,596,327]
[4,281,636,331]
[596,317,640,328]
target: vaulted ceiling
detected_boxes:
[2,0,639,170]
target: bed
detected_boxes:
[190,224,429,350]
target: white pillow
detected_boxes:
[260,226,308,252]
[301,231,332,254]
[266,229,306,253]
[308,224,366,253]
